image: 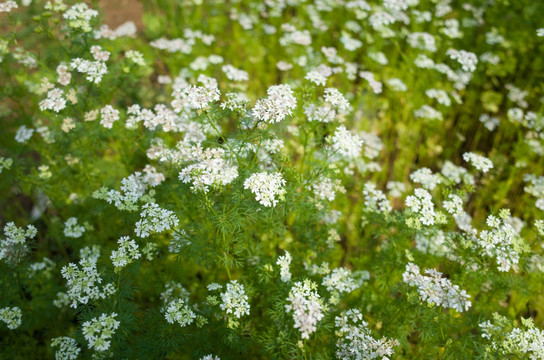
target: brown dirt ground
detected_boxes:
[99,0,144,30]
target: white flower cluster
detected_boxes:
[414,105,443,121]
[446,49,478,72]
[0,156,13,174]
[323,88,350,111]
[359,71,383,94]
[402,263,472,312]
[70,46,109,84]
[322,267,359,294]
[463,152,493,173]
[15,125,34,143]
[285,280,324,339]
[312,177,344,202]
[252,84,297,123]
[244,172,286,207]
[441,161,474,185]
[110,236,141,269]
[363,183,392,213]
[335,309,399,360]
[82,312,120,352]
[0,306,22,329]
[60,257,116,308]
[329,125,363,161]
[475,212,524,272]
[99,105,120,129]
[0,1,17,13]
[443,194,464,217]
[415,230,449,256]
[39,88,67,113]
[199,355,220,360]
[504,319,544,360]
[276,251,292,282]
[63,217,85,238]
[0,222,37,265]
[220,280,250,318]
[176,82,220,110]
[179,147,238,192]
[222,64,249,81]
[164,298,196,327]
[405,188,436,226]
[135,202,179,238]
[95,21,137,40]
[524,174,544,210]
[411,168,442,191]
[93,169,164,211]
[51,337,80,360]
[63,3,98,32]
[480,316,544,360]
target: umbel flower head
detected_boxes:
[285,279,324,339]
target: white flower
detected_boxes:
[335,309,399,360]
[443,194,464,217]
[15,125,34,143]
[322,267,359,294]
[323,88,350,111]
[164,298,196,327]
[222,64,249,81]
[403,263,472,312]
[285,280,324,339]
[82,313,120,352]
[179,147,238,193]
[63,217,85,238]
[61,257,116,308]
[0,306,22,329]
[244,172,286,207]
[446,49,478,72]
[99,105,120,129]
[405,188,436,226]
[410,167,442,191]
[463,152,493,173]
[329,125,363,161]
[51,337,80,360]
[110,236,141,269]
[252,84,297,123]
[135,202,179,238]
[63,3,98,32]
[220,280,250,318]
[0,1,18,12]
[0,222,37,265]
[276,251,292,282]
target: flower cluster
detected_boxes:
[276,251,292,282]
[135,202,179,238]
[63,217,85,238]
[179,147,238,192]
[328,125,363,161]
[0,306,22,330]
[405,188,437,226]
[110,236,141,270]
[220,280,250,318]
[51,337,80,360]
[60,257,116,308]
[335,309,399,360]
[403,263,472,312]
[285,280,324,339]
[0,222,37,265]
[164,298,196,327]
[475,212,525,272]
[463,152,493,173]
[244,172,286,207]
[252,84,297,123]
[82,312,120,352]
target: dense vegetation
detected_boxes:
[1,0,544,359]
